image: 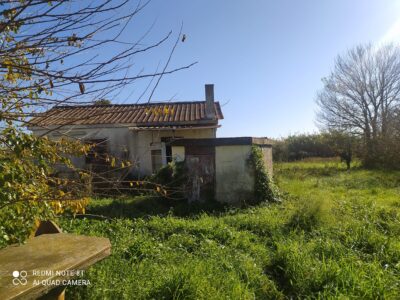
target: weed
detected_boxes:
[58,160,400,299]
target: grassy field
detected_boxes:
[60,159,400,299]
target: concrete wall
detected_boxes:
[215,145,254,204]
[215,145,273,204]
[171,142,273,204]
[31,125,216,177]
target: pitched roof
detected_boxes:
[29,101,224,128]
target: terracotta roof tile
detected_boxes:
[29,101,223,127]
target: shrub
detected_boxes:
[248,146,280,204]
[148,161,188,200]
[272,133,336,162]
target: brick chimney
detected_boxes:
[205,84,215,119]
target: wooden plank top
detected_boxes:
[0,233,111,300]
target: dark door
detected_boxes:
[161,137,179,163]
[185,145,215,202]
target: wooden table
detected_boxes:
[0,233,111,300]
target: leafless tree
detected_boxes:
[0,0,195,203]
[0,0,195,124]
[316,43,400,167]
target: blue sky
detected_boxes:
[109,0,400,138]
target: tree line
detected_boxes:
[272,131,354,169]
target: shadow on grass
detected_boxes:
[84,196,229,219]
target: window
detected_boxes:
[161,137,182,163]
[151,149,162,173]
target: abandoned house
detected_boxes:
[29,84,273,203]
[29,85,223,177]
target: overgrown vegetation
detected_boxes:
[59,159,400,299]
[273,133,335,162]
[0,132,90,247]
[273,131,356,169]
[0,0,190,246]
[148,161,188,200]
[249,146,280,203]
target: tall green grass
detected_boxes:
[60,159,400,299]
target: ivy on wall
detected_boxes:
[249,146,280,203]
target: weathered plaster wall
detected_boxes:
[215,145,254,204]
[31,126,216,177]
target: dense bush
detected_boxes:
[147,161,188,200]
[273,133,335,162]
[272,132,359,171]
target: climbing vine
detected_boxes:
[249,146,280,203]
